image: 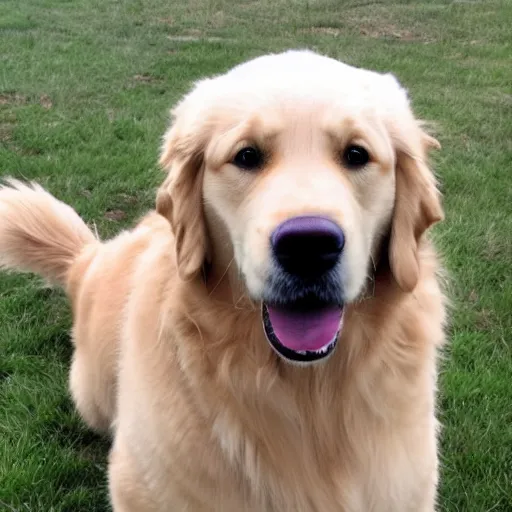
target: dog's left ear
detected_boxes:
[389,126,444,292]
[156,102,209,281]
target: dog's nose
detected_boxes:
[271,216,344,279]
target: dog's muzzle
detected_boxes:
[261,216,345,364]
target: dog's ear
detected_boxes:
[156,103,209,281]
[389,126,444,292]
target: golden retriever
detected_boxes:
[0,50,446,511]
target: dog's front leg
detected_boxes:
[108,434,216,512]
[108,436,160,512]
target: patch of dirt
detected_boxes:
[104,209,127,221]
[128,74,162,89]
[486,92,512,107]
[166,34,224,42]
[359,24,417,41]
[0,124,14,143]
[0,112,18,147]
[308,27,341,37]
[210,10,226,29]
[39,93,53,109]
[133,74,159,83]
[157,10,225,30]
[157,17,175,26]
[1,92,54,110]
[459,134,472,150]
[0,92,28,105]
[475,308,495,332]
[482,226,509,261]
[305,22,433,43]
[117,193,138,206]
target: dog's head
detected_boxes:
[157,50,443,365]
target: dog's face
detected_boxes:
[157,51,443,365]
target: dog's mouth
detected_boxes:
[262,301,343,364]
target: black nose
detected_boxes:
[271,216,345,279]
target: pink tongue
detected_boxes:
[266,305,342,352]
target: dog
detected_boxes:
[0,50,446,511]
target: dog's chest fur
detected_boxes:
[208,361,437,512]
[155,297,440,512]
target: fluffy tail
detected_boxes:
[0,179,97,286]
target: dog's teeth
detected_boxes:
[311,340,336,355]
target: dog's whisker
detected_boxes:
[233,291,256,311]
[208,257,234,297]
[370,254,377,272]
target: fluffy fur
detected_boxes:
[0,50,446,511]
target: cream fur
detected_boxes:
[0,50,446,511]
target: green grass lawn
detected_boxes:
[1,0,511,509]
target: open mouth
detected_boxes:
[262,302,343,364]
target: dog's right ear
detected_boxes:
[156,103,209,281]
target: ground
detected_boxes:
[0,0,511,510]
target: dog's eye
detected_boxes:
[343,145,370,168]
[232,147,263,171]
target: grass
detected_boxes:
[0,0,511,509]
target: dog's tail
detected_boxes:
[0,179,97,287]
